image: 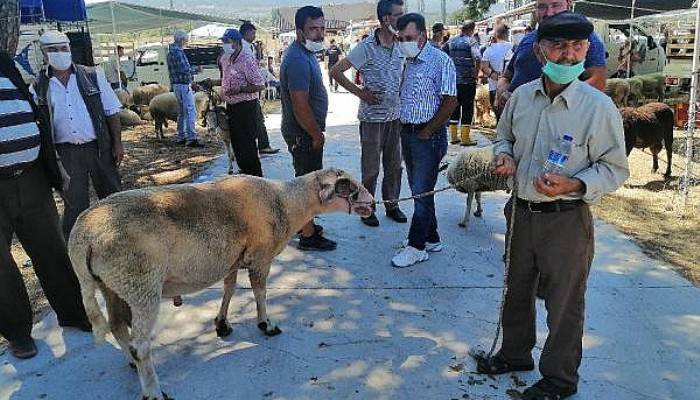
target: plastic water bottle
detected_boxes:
[541,134,574,178]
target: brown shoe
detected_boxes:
[9,337,38,359]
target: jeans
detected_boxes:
[401,125,448,250]
[173,83,197,141]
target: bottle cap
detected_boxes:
[563,134,573,142]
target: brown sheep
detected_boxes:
[68,169,374,400]
[604,78,630,107]
[619,102,674,178]
[131,83,168,111]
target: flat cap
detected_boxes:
[432,22,445,33]
[537,12,593,42]
[39,31,69,46]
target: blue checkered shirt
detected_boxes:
[400,43,457,124]
[167,43,194,85]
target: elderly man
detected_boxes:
[391,13,457,268]
[445,21,481,146]
[219,28,265,177]
[330,0,407,228]
[31,31,123,239]
[240,20,279,155]
[476,13,629,400]
[496,0,607,112]
[167,30,203,147]
[280,6,337,251]
[0,42,90,360]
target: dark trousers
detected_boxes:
[283,133,323,177]
[227,101,264,177]
[500,199,595,391]
[0,164,88,341]
[489,90,503,122]
[360,120,402,210]
[254,101,271,150]
[57,141,122,239]
[401,124,447,250]
[328,64,338,90]
[450,83,477,125]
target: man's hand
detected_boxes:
[311,132,325,150]
[495,89,511,112]
[112,141,125,167]
[492,153,516,177]
[534,174,584,197]
[357,88,382,105]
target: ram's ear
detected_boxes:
[319,183,335,203]
[334,178,357,197]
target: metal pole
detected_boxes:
[627,0,637,78]
[110,0,122,90]
[682,3,700,208]
[441,0,446,23]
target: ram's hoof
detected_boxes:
[129,361,137,370]
[215,319,232,338]
[258,321,282,336]
[473,210,483,218]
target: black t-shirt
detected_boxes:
[325,45,342,65]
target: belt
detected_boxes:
[0,161,37,179]
[515,197,585,213]
[402,122,429,131]
[55,140,97,147]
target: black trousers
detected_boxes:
[227,101,264,177]
[56,141,122,239]
[489,90,503,122]
[0,164,87,341]
[450,83,477,126]
[253,101,271,150]
[283,133,323,177]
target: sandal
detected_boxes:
[472,350,535,375]
[523,379,577,400]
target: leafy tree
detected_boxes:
[453,0,497,22]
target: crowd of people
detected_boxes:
[1,0,633,399]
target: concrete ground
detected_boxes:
[1,87,698,400]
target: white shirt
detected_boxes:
[242,39,255,56]
[483,41,513,91]
[31,68,121,144]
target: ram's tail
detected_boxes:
[70,243,109,343]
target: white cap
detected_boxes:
[173,30,188,42]
[39,31,69,46]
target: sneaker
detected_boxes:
[361,213,380,227]
[298,233,337,251]
[385,208,407,223]
[186,139,205,148]
[9,337,38,359]
[258,146,280,154]
[391,246,429,268]
[402,239,443,252]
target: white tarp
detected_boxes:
[188,23,232,39]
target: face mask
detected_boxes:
[399,41,421,58]
[222,43,235,54]
[48,51,72,71]
[302,38,325,53]
[542,58,585,85]
[388,24,399,36]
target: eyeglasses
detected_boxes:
[541,40,588,52]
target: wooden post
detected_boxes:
[0,0,20,55]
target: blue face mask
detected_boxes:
[542,57,585,85]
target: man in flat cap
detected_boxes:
[476,12,629,399]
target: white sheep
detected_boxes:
[447,145,509,228]
[118,109,143,127]
[68,168,374,400]
[148,91,209,139]
[604,78,630,107]
[204,106,235,174]
[132,83,168,109]
[114,88,133,109]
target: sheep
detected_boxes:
[131,83,168,112]
[473,83,495,128]
[447,145,509,228]
[114,88,133,109]
[204,105,235,174]
[637,73,665,102]
[118,109,143,127]
[67,168,374,400]
[619,102,674,178]
[148,91,209,139]
[604,78,630,107]
[626,76,644,106]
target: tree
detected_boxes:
[0,0,20,55]
[454,0,497,22]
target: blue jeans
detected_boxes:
[401,125,448,250]
[173,83,197,141]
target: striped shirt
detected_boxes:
[346,31,404,122]
[0,71,40,176]
[400,43,457,125]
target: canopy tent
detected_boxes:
[573,0,695,20]
[20,0,87,23]
[188,24,232,40]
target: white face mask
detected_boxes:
[388,24,399,36]
[302,38,325,53]
[399,41,421,58]
[47,51,72,71]
[222,43,234,54]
